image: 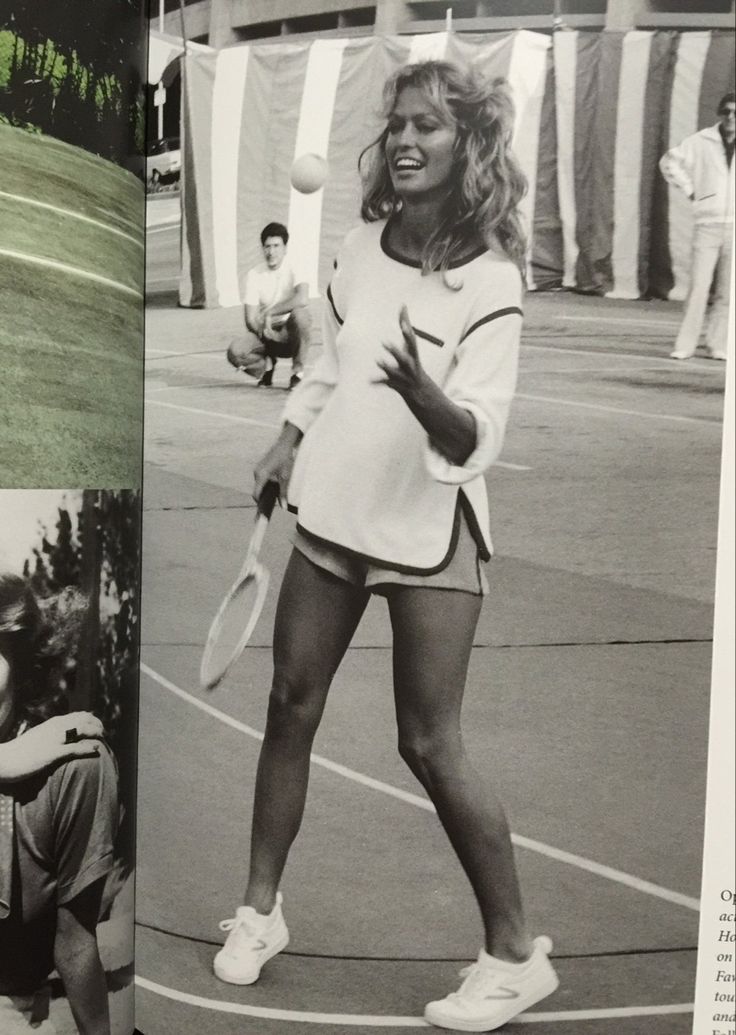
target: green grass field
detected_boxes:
[0,124,144,486]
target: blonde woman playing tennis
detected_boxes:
[215,60,559,1032]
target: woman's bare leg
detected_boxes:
[387,586,531,962]
[244,549,369,913]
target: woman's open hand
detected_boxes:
[0,712,103,782]
[374,306,430,404]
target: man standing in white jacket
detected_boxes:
[660,92,735,361]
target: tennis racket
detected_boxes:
[200,481,280,691]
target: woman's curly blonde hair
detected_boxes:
[359,61,528,279]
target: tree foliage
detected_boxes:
[24,490,141,869]
[0,0,147,167]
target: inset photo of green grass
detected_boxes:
[0,124,144,487]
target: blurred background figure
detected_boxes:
[660,92,735,361]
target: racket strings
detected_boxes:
[200,566,269,689]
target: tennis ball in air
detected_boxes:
[290,153,328,194]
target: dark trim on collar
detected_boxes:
[379,219,487,270]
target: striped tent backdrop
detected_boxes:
[179,30,734,309]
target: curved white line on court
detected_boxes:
[0,190,143,247]
[135,976,693,1026]
[0,248,142,299]
[140,664,701,912]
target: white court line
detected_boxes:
[521,341,719,372]
[146,382,235,394]
[144,396,530,469]
[521,343,652,357]
[146,398,277,429]
[516,392,720,427]
[0,248,143,299]
[141,663,700,913]
[135,976,693,1027]
[532,366,685,375]
[145,350,218,359]
[147,223,181,235]
[547,314,680,330]
[0,190,143,248]
[94,204,142,236]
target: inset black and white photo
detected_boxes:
[0,490,139,1035]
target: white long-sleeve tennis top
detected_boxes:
[659,125,734,226]
[281,220,522,574]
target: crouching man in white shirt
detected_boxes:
[226,222,311,390]
[659,92,734,361]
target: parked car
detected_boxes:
[146,137,181,185]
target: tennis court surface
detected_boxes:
[137,229,725,1034]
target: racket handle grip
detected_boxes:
[257,480,279,520]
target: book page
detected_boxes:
[0,3,145,1034]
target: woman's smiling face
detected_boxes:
[385,86,457,201]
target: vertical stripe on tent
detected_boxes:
[554,31,579,289]
[262,45,312,265]
[531,41,563,291]
[572,33,603,291]
[608,32,653,299]
[506,30,551,289]
[179,60,193,307]
[234,46,284,299]
[287,39,348,299]
[642,31,676,300]
[408,32,449,63]
[449,30,514,75]
[210,47,249,308]
[179,54,218,307]
[697,32,736,133]
[667,32,710,301]
[317,37,405,292]
[586,31,623,295]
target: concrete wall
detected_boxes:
[160,0,736,45]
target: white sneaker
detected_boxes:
[213,893,289,985]
[706,349,727,361]
[424,936,559,1032]
[670,349,694,360]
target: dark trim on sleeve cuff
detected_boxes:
[326,283,343,325]
[459,306,523,345]
[57,850,114,906]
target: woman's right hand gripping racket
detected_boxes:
[200,481,279,691]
